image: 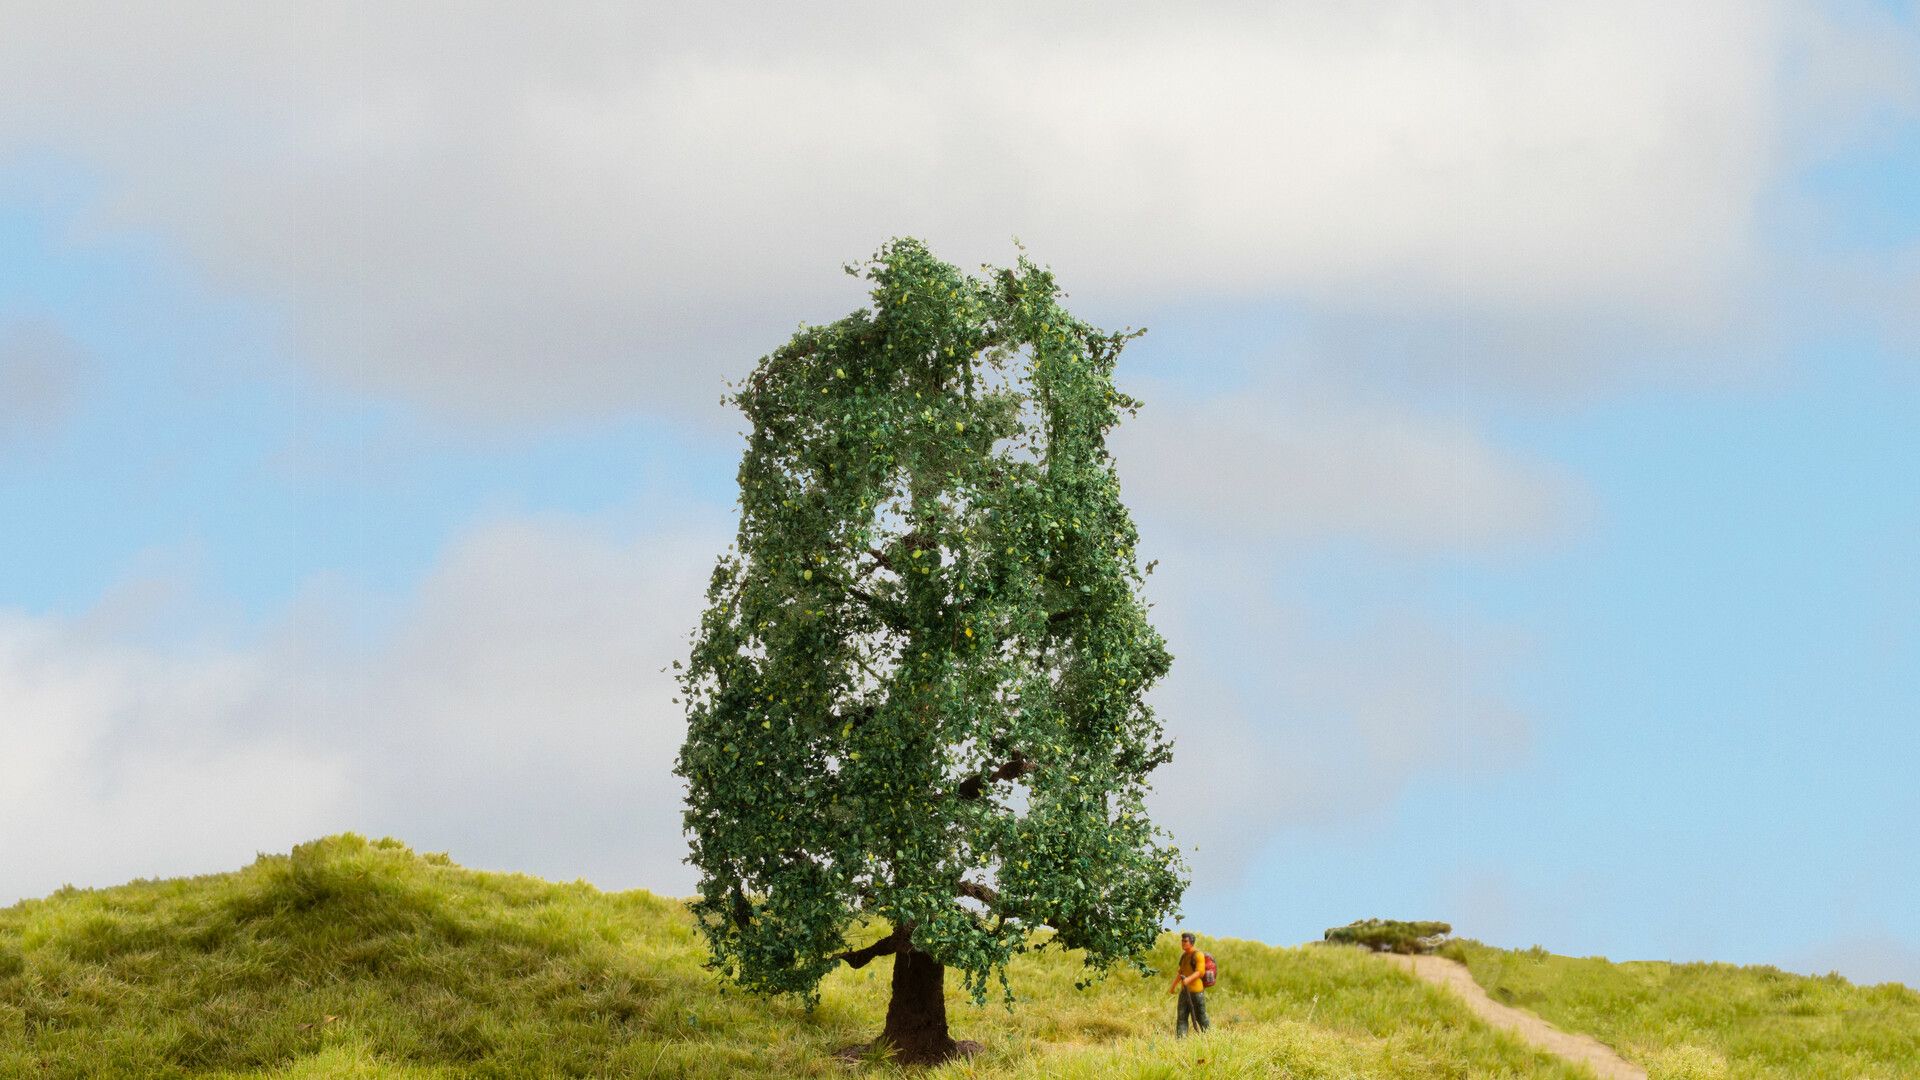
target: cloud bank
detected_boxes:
[4,1,1784,422]
[0,514,722,905]
[1114,384,1581,553]
[2,382,1565,904]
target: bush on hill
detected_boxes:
[1324,919,1453,954]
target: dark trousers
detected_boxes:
[1177,988,1210,1036]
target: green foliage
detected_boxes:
[0,838,1601,1078]
[675,239,1184,1006]
[1449,938,1920,1079]
[1323,919,1454,955]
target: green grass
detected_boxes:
[0,835,1593,1079]
[1445,939,1920,1079]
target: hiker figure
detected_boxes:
[1166,931,1212,1037]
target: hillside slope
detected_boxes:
[0,836,1585,1079]
[1447,940,1920,1080]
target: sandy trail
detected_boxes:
[1382,954,1646,1080]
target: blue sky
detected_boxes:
[3,2,1917,988]
[1209,347,1920,974]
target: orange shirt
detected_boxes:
[1176,949,1206,992]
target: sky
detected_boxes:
[3,1,1917,988]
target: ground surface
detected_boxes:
[3,836,1915,1078]
[1447,940,1920,1080]
[0,836,1585,1078]
[1385,954,1645,1080]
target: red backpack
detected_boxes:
[1201,952,1218,988]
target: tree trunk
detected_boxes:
[878,944,958,1065]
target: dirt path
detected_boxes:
[1382,954,1646,1080]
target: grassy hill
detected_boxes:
[0,835,1913,1079]
[1445,939,1920,1080]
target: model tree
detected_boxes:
[674,238,1185,1064]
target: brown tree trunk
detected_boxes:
[878,944,959,1065]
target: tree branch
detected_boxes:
[956,879,1000,907]
[835,924,909,969]
[956,751,1036,800]
[832,703,878,733]
[818,572,911,632]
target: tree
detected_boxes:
[674,238,1186,1064]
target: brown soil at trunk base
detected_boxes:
[831,1039,984,1067]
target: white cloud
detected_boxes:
[0,318,89,447]
[269,515,721,889]
[1113,382,1583,552]
[1,451,1552,904]
[1,1,1787,422]
[3,331,1579,899]
[0,512,725,906]
[1105,376,1566,880]
[1143,549,1535,879]
[1781,1,1920,160]
[0,611,350,896]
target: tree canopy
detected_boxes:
[673,238,1185,1062]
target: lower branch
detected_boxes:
[836,924,908,969]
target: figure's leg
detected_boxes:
[1176,990,1191,1037]
[1193,991,1210,1032]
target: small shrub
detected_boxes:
[1323,919,1452,955]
